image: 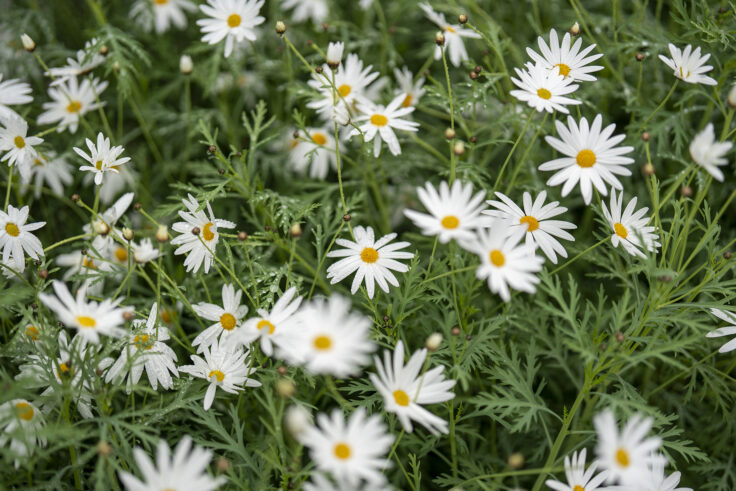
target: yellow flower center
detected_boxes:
[489,249,505,267]
[202,222,215,241]
[34,158,43,166]
[311,132,327,145]
[333,442,351,460]
[614,222,628,239]
[115,247,128,262]
[161,308,174,323]
[615,447,630,468]
[95,160,103,170]
[14,402,34,421]
[14,136,25,149]
[227,14,241,28]
[208,370,225,382]
[153,0,168,4]
[83,257,96,269]
[519,215,539,232]
[26,325,39,340]
[5,222,19,237]
[360,247,379,263]
[441,215,460,229]
[370,114,388,127]
[57,362,71,377]
[401,93,413,108]
[77,316,97,328]
[679,67,691,79]
[445,25,456,33]
[393,389,410,406]
[554,63,571,77]
[337,84,351,98]
[66,100,82,113]
[536,88,552,100]
[220,313,237,330]
[133,334,153,350]
[257,319,275,335]
[576,149,596,168]
[573,486,585,491]
[313,335,332,350]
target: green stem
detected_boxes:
[505,112,548,193]
[492,111,534,192]
[642,80,678,127]
[547,236,609,276]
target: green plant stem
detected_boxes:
[493,111,534,192]
[4,167,13,211]
[505,112,548,193]
[548,236,609,276]
[642,79,678,127]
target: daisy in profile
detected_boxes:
[132,238,160,264]
[0,399,46,468]
[463,220,545,302]
[236,286,302,356]
[394,66,426,108]
[0,115,43,180]
[0,204,45,273]
[104,303,179,393]
[326,226,414,299]
[404,180,488,245]
[706,308,736,353]
[130,0,196,34]
[298,408,394,487]
[485,191,576,264]
[119,436,225,491]
[630,460,692,491]
[540,114,634,204]
[38,280,129,343]
[192,283,249,352]
[351,94,420,157]
[171,194,235,274]
[73,132,132,186]
[278,295,374,377]
[526,29,603,81]
[37,77,108,133]
[369,340,455,435]
[288,127,337,179]
[197,0,265,58]
[282,0,327,24]
[510,62,581,113]
[46,38,106,86]
[544,449,608,491]
[602,188,660,259]
[658,43,717,86]
[0,74,33,120]
[689,123,732,182]
[179,338,260,411]
[419,3,481,67]
[593,409,665,485]
[26,152,73,198]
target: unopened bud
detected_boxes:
[113,61,119,73]
[315,65,323,74]
[615,331,625,342]
[444,128,456,140]
[469,70,479,80]
[133,202,142,211]
[122,311,135,322]
[99,45,108,56]
[453,141,465,156]
[276,378,296,398]
[289,223,302,238]
[425,333,443,351]
[191,226,200,236]
[642,163,655,176]
[636,52,645,62]
[681,185,692,198]
[155,225,169,243]
[21,34,35,52]
[94,221,110,236]
[728,84,736,109]
[451,326,461,336]
[122,227,134,241]
[342,214,351,222]
[285,405,312,439]
[435,31,445,47]
[275,21,287,35]
[641,132,651,142]
[208,145,216,153]
[71,193,80,203]
[724,251,732,259]
[326,41,344,69]
[508,452,524,469]
[238,231,248,241]
[569,22,580,36]
[179,55,193,75]
[458,13,468,24]
[215,457,230,472]
[469,136,477,144]
[96,441,112,457]
[39,269,48,279]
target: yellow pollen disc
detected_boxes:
[58,362,70,374]
[370,114,388,127]
[441,215,460,229]
[202,222,215,241]
[401,93,413,108]
[313,335,332,350]
[161,309,174,323]
[554,63,571,77]
[333,443,351,460]
[311,132,328,145]
[679,67,690,79]
[614,222,628,239]
[5,222,19,237]
[573,486,585,491]
[14,136,25,149]
[489,249,505,267]
[615,447,630,467]
[220,313,237,330]
[445,25,456,33]
[133,334,152,350]
[34,158,43,166]
[257,319,275,335]
[83,257,96,269]
[520,215,539,232]
[360,247,379,263]
[95,160,104,170]
[115,247,128,262]
[154,0,168,4]
[576,149,596,168]
[337,84,351,97]
[15,402,34,421]
[227,13,241,28]
[77,316,97,328]
[208,370,225,382]
[26,325,39,340]
[393,389,410,406]
[66,100,82,113]
[537,88,552,100]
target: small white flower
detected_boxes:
[303,472,393,491]
[26,152,73,198]
[37,77,108,134]
[622,459,692,491]
[689,123,731,182]
[282,0,327,24]
[284,404,313,439]
[544,449,608,491]
[130,0,196,34]
[132,238,160,264]
[602,188,660,259]
[192,283,249,352]
[179,54,194,74]
[510,62,581,114]
[526,29,603,82]
[46,38,106,86]
[289,127,337,179]
[326,41,345,67]
[119,436,226,491]
[0,204,45,273]
[393,66,426,108]
[74,132,132,186]
[179,338,260,410]
[197,0,265,58]
[419,3,481,67]
[658,43,716,86]
[0,399,46,468]
[0,74,33,120]
[236,286,302,356]
[707,308,736,353]
[351,93,420,157]
[326,225,414,299]
[0,115,43,181]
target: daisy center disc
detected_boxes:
[14,402,34,421]
[360,247,379,263]
[519,215,539,232]
[401,93,413,108]
[34,158,43,166]
[333,442,352,460]
[202,222,216,241]
[77,315,97,328]
[220,313,237,330]
[95,159,104,170]
[614,222,628,239]
[615,447,630,467]
[573,486,584,491]
[313,335,332,350]
[227,14,241,28]
[83,257,96,269]
[536,88,552,100]
[337,84,351,97]
[257,319,275,335]
[393,389,410,406]
[554,63,571,77]
[26,325,39,340]
[66,100,82,113]
[14,136,25,149]
[441,215,460,229]
[133,334,153,350]
[576,149,596,168]
[57,362,71,377]
[445,25,456,33]
[489,249,505,267]
[5,222,20,237]
[311,132,327,145]
[154,0,168,4]
[115,247,128,262]
[208,369,225,382]
[370,114,388,127]
[678,67,691,79]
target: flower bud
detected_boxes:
[215,457,230,472]
[94,221,110,236]
[276,378,296,398]
[425,333,443,351]
[191,226,200,236]
[326,41,344,69]
[569,22,580,36]
[238,231,248,241]
[435,31,445,47]
[444,128,456,140]
[275,21,287,35]
[641,132,650,142]
[179,55,193,75]
[122,227,134,241]
[451,326,461,336]
[96,441,112,457]
[635,52,645,62]
[285,405,312,439]
[289,223,302,238]
[342,214,351,222]
[21,34,35,52]
[155,225,169,243]
[453,141,465,156]
[642,163,654,176]
[458,13,468,24]
[728,84,736,109]
[681,185,692,198]
[508,452,524,469]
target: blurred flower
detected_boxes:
[37,77,108,134]
[689,123,731,182]
[419,3,480,67]
[237,286,303,356]
[197,0,265,58]
[0,74,33,120]
[45,38,106,86]
[130,0,196,34]
[0,115,42,181]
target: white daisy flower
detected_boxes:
[326,225,414,299]
[419,3,481,67]
[289,127,337,179]
[130,0,197,34]
[0,74,33,120]
[404,180,488,244]
[0,115,43,181]
[510,62,581,114]
[602,188,660,259]
[351,93,420,157]
[73,132,132,186]
[119,436,226,491]
[0,204,44,273]
[369,340,455,435]
[132,238,160,264]
[277,295,375,378]
[326,41,344,67]
[526,29,603,82]
[55,250,110,286]
[299,408,394,487]
[46,38,106,86]
[463,220,545,302]
[618,459,692,491]
[303,473,392,491]
[37,77,108,134]
[39,280,129,344]
[658,43,717,86]
[236,286,303,356]
[484,191,576,264]
[105,302,179,393]
[689,123,732,182]
[197,0,265,58]
[192,283,249,352]
[707,308,736,353]
[544,449,608,491]
[0,399,46,468]
[170,194,236,274]
[26,152,73,198]
[179,338,261,411]
[282,0,327,24]
[393,66,426,108]
[593,409,665,485]
[540,114,634,204]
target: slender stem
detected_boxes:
[43,233,92,254]
[4,166,13,211]
[492,111,534,192]
[642,80,678,127]
[441,45,456,183]
[547,236,609,276]
[505,112,548,193]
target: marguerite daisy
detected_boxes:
[394,66,426,108]
[131,238,160,264]
[289,127,337,179]
[0,74,33,120]
[706,308,736,353]
[0,399,46,468]
[689,123,732,182]
[73,132,132,186]
[192,283,249,352]
[419,3,481,67]
[37,77,108,134]
[351,93,419,157]
[510,62,581,114]
[526,29,603,81]
[544,449,608,491]
[45,38,106,86]
[282,0,327,24]
[658,43,717,86]
[236,286,302,356]
[197,0,265,58]
[303,473,392,491]
[26,152,73,198]
[0,115,42,180]
[627,460,693,491]
[602,188,660,259]
[130,0,197,34]
[0,204,44,273]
